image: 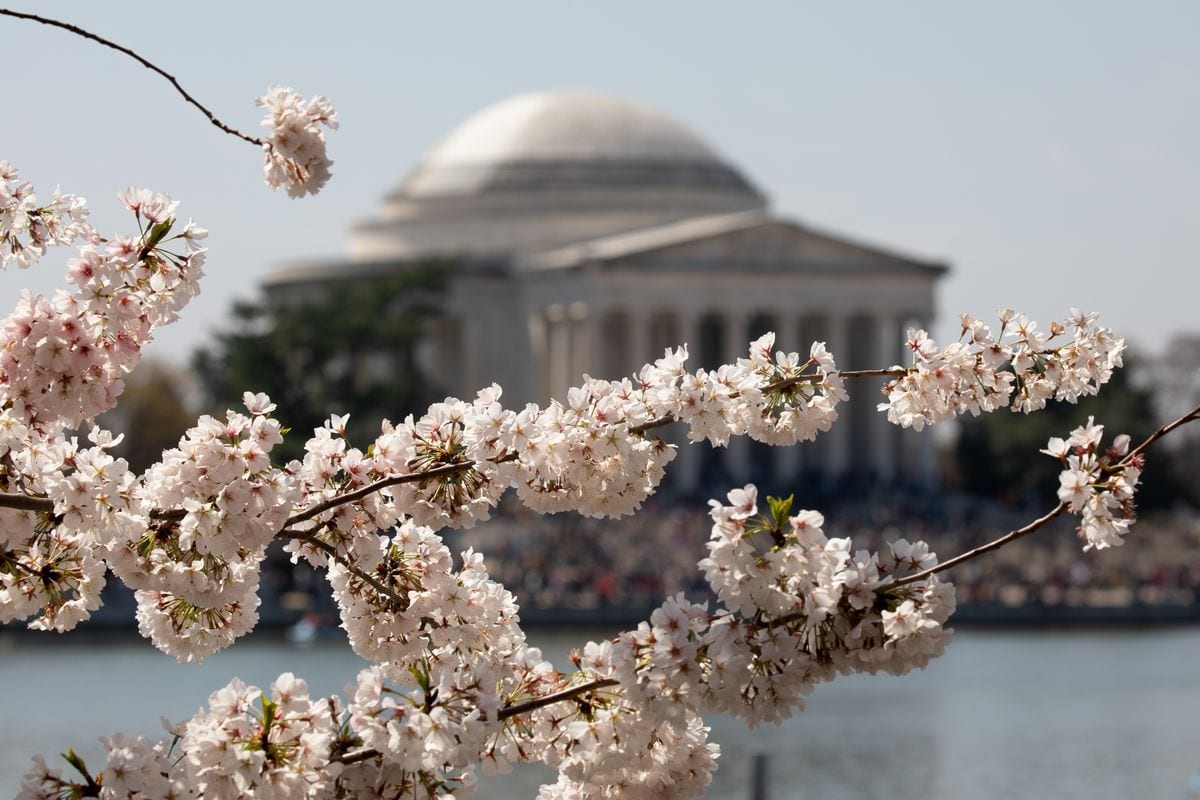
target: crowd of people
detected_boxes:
[446,489,1200,617]
[217,483,1200,632]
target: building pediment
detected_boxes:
[518,212,947,277]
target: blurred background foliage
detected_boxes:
[189,263,449,462]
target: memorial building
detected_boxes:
[266,92,947,491]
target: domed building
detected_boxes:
[266,92,946,491]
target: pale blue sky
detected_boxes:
[3,1,1197,363]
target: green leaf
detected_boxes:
[61,747,97,789]
[143,217,175,251]
[260,697,278,732]
[766,494,794,530]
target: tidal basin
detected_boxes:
[3,626,1199,799]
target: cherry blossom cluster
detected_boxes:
[1044,417,1142,551]
[1,186,205,431]
[259,85,338,198]
[0,184,206,634]
[21,485,956,799]
[881,307,1125,430]
[19,673,341,799]
[1,391,295,651]
[0,184,1117,796]
[665,487,952,722]
[532,701,720,800]
[112,394,295,660]
[0,160,92,269]
[0,321,847,655]
[0,427,125,632]
[285,335,846,555]
[18,518,542,797]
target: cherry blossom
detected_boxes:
[0,161,93,269]
[1044,416,1142,551]
[259,86,339,198]
[880,308,1125,430]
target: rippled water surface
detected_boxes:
[3,627,1199,799]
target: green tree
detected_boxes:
[191,263,449,461]
[97,360,197,473]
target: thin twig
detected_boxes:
[291,533,405,605]
[287,456,515,526]
[891,400,1200,588]
[1120,400,1200,467]
[0,8,262,146]
[892,502,1069,587]
[329,677,619,766]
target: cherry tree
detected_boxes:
[2,9,1192,799]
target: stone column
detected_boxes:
[871,314,901,484]
[628,309,650,374]
[545,304,569,401]
[722,310,751,483]
[568,302,590,384]
[674,309,704,493]
[528,311,548,403]
[590,307,610,380]
[913,316,940,488]
[773,311,803,485]
[460,317,481,397]
[680,309,703,365]
[825,313,850,481]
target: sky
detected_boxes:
[3,1,1198,366]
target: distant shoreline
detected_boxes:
[5,602,1200,648]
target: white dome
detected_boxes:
[352,92,765,261]
[396,92,760,199]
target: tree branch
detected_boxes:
[837,367,909,379]
[289,532,406,605]
[1120,400,1200,467]
[0,492,51,513]
[329,676,619,766]
[891,400,1200,589]
[0,8,263,146]
[286,456,515,527]
[497,677,619,721]
[891,502,1069,587]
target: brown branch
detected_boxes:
[286,456,516,526]
[0,492,51,512]
[330,745,379,766]
[738,365,907,398]
[0,8,263,146]
[628,414,675,435]
[0,491,189,519]
[498,677,618,721]
[329,676,619,766]
[891,502,1069,587]
[289,532,405,605]
[851,400,1200,591]
[839,368,909,379]
[1120,400,1200,467]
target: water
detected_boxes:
[2,627,1199,799]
